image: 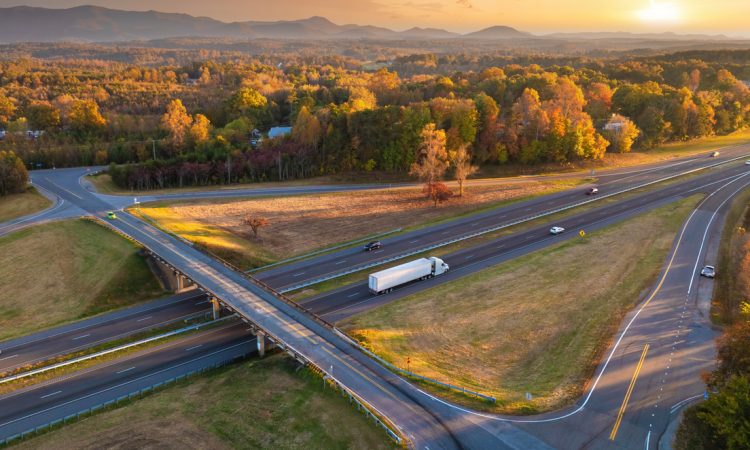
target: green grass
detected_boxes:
[13,354,396,450]
[0,187,51,223]
[0,219,165,342]
[341,195,702,414]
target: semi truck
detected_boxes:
[368,257,449,295]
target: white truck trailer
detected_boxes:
[368,257,449,295]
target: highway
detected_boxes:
[1,147,748,448]
[0,291,208,375]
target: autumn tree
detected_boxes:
[189,113,211,145]
[161,99,193,153]
[449,144,478,196]
[604,115,640,153]
[68,99,106,135]
[423,181,453,207]
[410,123,449,186]
[292,106,322,148]
[242,214,269,238]
[0,92,15,126]
[0,150,28,196]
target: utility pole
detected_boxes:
[152,139,157,161]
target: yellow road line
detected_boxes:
[610,344,650,441]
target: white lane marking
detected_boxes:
[347,293,359,298]
[0,339,255,429]
[292,272,306,277]
[409,240,419,243]
[136,316,153,322]
[0,354,18,361]
[441,231,451,235]
[496,244,505,249]
[40,390,62,399]
[464,254,475,260]
[670,393,704,414]
[645,430,651,450]
[185,345,202,351]
[373,250,384,254]
[116,366,136,375]
[71,334,90,341]
[334,260,347,265]
[470,222,479,227]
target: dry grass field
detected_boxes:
[341,196,700,414]
[0,219,164,341]
[134,179,581,269]
[15,354,394,450]
[0,187,51,223]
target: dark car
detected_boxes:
[586,187,599,195]
[364,241,382,252]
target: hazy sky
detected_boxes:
[1,0,748,36]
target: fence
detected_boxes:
[278,152,750,293]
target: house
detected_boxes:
[26,130,44,139]
[268,126,292,139]
[184,78,200,86]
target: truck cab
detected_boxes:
[429,257,449,276]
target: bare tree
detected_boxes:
[449,144,478,197]
[242,214,269,238]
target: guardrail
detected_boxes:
[0,351,251,447]
[248,228,403,273]
[0,315,232,385]
[278,153,750,293]
[81,216,409,446]
[334,328,496,403]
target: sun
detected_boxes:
[638,1,681,23]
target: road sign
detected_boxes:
[579,229,586,237]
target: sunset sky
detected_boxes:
[1,0,747,36]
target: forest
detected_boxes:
[0,46,749,191]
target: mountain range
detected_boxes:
[0,5,733,43]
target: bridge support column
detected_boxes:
[211,297,221,320]
[176,274,185,292]
[257,330,267,357]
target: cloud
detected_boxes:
[456,0,473,8]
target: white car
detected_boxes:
[550,226,565,235]
[700,265,716,278]
[745,160,750,165]
[711,151,720,157]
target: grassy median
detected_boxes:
[341,195,701,414]
[0,187,51,223]
[14,354,395,450]
[131,179,583,269]
[0,219,164,341]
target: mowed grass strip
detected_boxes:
[133,179,582,269]
[0,187,51,223]
[341,195,701,414]
[14,354,395,450]
[0,219,164,341]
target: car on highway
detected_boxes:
[106,211,117,219]
[549,226,565,235]
[363,241,382,251]
[711,151,720,157]
[700,265,716,278]
[586,187,599,195]
[745,160,750,165]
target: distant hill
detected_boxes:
[463,25,530,39]
[0,5,740,44]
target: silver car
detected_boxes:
[700,265,715,278]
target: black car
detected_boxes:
[364,241,382,251]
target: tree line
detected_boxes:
[1,52,749,189]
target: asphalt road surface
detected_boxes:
[2,146,749,448]
[0,291,209,375]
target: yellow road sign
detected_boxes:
[579,229,586,237]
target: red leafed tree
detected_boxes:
[242,215,269,238]
[423,181,453,207]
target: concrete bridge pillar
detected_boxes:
[211,297,221,320]
[257,330,267,357]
